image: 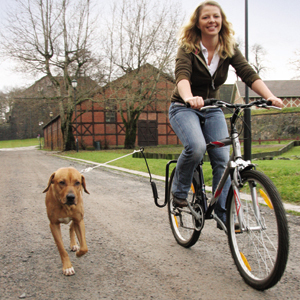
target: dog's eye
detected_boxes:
[75,181,80,186]
[59,181,66,186]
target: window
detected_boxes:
[105,100,117,123]
[105,111,116,123]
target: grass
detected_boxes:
[243,143,289,154]
[61,143,300,205]
[253,160,300,204]
[224,106,300,118]
[0,138,42,148]
[1,138,299,205]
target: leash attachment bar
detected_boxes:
[140,147,167,208]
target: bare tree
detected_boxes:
[250,43,268,77]
[289,49,300,79]
[230,40,268,81]
[0,0,99,150]
[0,91,9,124]
[101,0,183,148]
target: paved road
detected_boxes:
[0,149,299,299]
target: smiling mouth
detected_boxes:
[206,26,219,32]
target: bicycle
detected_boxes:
[141,98,289,291]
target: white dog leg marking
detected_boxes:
[63,267,75,276]
[71,245,80,252]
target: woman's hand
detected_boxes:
[251,80,283,109]
[177,80,204,109]
[185,96,204,109]
[267,96,283,108]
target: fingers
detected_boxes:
[267,96,283,108]
[185,96,204,109]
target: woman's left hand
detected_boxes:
[267,96,283,108]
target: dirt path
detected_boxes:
[0,149,299,300]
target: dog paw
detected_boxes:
[76,248,88,257]
[63,267,75,276]
[70,245,80,252]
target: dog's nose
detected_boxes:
[66,193,76,205]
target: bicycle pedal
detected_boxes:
[234,223,242,233]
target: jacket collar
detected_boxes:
[192,49,225,78]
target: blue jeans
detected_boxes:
[169,102,231,222]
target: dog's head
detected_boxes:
[43,167,89,206]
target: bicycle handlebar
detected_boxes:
[186,98,279,110]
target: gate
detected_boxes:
[138,120,158,146]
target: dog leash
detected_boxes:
[80,148,143,173]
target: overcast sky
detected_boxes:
[0,0,299,91]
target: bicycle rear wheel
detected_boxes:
[168,168,201,248]
[227,170,289,290]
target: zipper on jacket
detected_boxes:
[211,79,215,90]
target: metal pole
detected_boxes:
[74,88,79,152]
[244,0,251,160]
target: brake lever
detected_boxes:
[200,105,218,110]
[269,106,282,110]
[257,104,281,110]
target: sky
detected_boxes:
[0,0,299,91]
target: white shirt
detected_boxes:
[200,41,220,76]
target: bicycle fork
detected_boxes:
[231,169,267,233]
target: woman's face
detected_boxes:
[198,5,222,38]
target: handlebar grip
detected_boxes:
[266,100,272,106]
[185,98,217,108]
[203,99,217,106]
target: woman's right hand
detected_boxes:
[185,96,204,109]
[178,80,204,109]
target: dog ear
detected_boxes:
[43,173,55,193]
[81,175,90,194]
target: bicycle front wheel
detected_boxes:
[167,168,201,248]
[227,170,289,290]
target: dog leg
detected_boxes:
[49,223,75,276]
[69,221,80,252]
[73,220,88,257]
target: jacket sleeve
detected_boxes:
[230,46,260,87]
[175,47,193,85]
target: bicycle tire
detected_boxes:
[167,168,201,248]
[226,169,289,290]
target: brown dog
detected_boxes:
[43,167,89,276]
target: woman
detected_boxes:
[169,1,283,227]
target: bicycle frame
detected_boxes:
[142,99,279,231]
[179,105,257,231]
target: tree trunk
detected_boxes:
[124,119,137,149]
[61,110,76,151]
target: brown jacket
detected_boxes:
[171,46,260,102]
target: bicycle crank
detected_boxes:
[187,202,205,231]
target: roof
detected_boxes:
[219,84,234,103]
[236,80,300,98]
[21,76,99,99]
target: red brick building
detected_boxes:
[44,65,180,150]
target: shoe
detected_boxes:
[172,195,188,208]
[217,222,240,231]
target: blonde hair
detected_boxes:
[178,1,235,58]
